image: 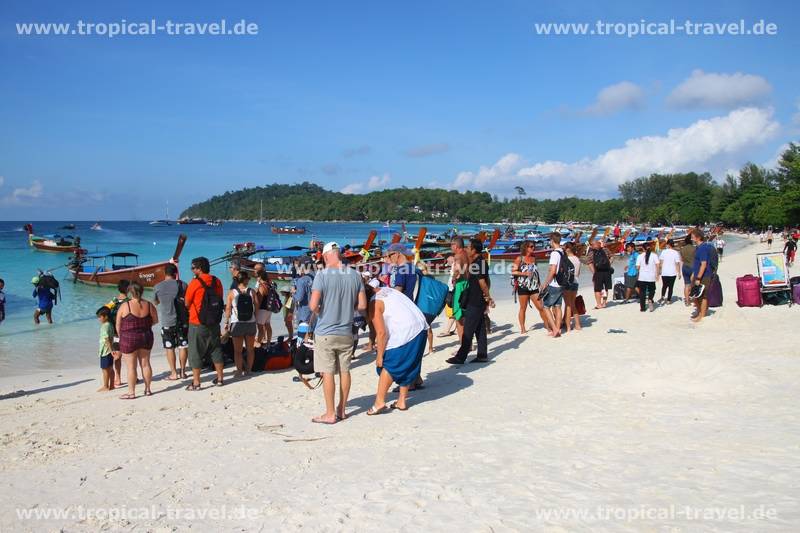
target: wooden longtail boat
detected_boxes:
[70,234,187,288]
[25,224,85,253]
[271,225,307,235]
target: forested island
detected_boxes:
[181,144,800,227]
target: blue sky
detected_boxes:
[0,0,797,219]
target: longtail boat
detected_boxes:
[70,234,187,288]
[25,224,85,253]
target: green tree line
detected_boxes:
[182,144,800,227]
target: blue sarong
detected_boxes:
[377,329,426,387]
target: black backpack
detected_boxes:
[593,248,611,271]
[197,276,224,327]
[554,250,575,288]
[235,288,255,322]
[173,280,189,326]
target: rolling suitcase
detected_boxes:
[736,275,761,307]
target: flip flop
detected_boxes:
[164,376,179,381]
[311,416,337,424]
[212,378,224,387]
[185,384,201,391]
[144,390,153,396]
[366,404,390,416]
[389,402,408,411]
[119,393,136,400]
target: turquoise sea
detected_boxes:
[0,220,503,376]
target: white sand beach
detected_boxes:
[1,236,798,531]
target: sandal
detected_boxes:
[366,404,390,416]
[389,402,408,411]
[212,378,224,387]
[119,393,136,400]
[144,389,153,396]
[436,331,455,338]
[185,384,201,391]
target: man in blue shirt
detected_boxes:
[386,243,417,299]
[690,228,718,323]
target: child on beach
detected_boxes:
[96,307,116,391]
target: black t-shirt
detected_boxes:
[466,257,490,309]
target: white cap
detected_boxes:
[322,242,339,255]
[368,279,380,289]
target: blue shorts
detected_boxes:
[542,286,564,308]
[100,354,113,369]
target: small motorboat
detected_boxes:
[90,222,102,231]
[149,219,171,226]
[271,225,307,235]
[61,224,76,230]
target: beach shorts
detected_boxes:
[452,280,468,321]
[516,287,538,297]
[624,274,638,289]
[188,324,224,369]
[314,334,354,375]
[593,271,612,292]
[423,312,436,326]
[445,304,453,319]
[566,282,579,292]
[100,354,113,369]
[681,265,693,286]
[230,321,257,338]
[717,247,724,257]
[542,286,563,308]
[161,325,189,349]
[256,309,271,325]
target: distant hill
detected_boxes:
[179,181,624,223]
[180,143,800,227]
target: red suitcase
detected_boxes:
[736,275,762,307]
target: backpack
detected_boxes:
[414,271,449,318]
[554,250,575,288]
[39,273,60,305]
[267,284,282,313]
[197,276,224,327]
[593,249,611,271]
[106,296,129,332]
[173,280,189,326]
[235,287,255,322]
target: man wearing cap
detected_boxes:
[309,242,367,424]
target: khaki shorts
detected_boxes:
[314,335,354,375]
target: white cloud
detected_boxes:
[667,70,772,109]
[341,173,391,194]
[452,107,780,198]
[1,180,43,205]
[584,81,646,116]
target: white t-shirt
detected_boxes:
[715,238,725,248]
[636,252,660,282]
[548,248,563,288]
[373,287,428,350]
[659,248,681,277]
[568,255,581,278]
